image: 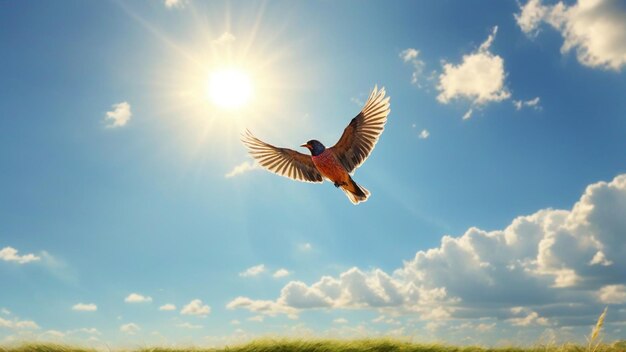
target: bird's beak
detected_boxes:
[300,143,310,149]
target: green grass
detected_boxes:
[3,310,624,352]
[2,339,626,352]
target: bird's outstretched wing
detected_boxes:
[241,130,324,183]
[330,85,390,174]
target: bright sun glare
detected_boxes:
[207,68,253,109]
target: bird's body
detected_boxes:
[242,86,390,204]
[311,148,346,184]
[311,146,370,204]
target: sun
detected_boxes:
[207,68,253,109]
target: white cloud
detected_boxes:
[104,102,131,128]
[239,264,266,277]
[40,330,65,339]
[230,319,241,325]
[515,0,548,36]
[71,303,97,312]
[278,280,336,308]
[164,0,185,9]
[513,97,541,111]
[598,284,626,304]
[508,308,550,326]
[124,293,152,303]
[213,32,236,45]
[400,48,426,86]
[1,308,11,315]
[226,174,626,328]
[333,318,348,324]
[181,299,211,317]
[228,267,447,317]
[120,323,140,335]
[589,251,613,266]
[371,315,401,325]
[225,161,258,178]
[14,320,39,329]
[273,269,290,278]
[0,317,39,330]
[516,0,626,70]
[418,129,430,139]
[159,303,176,311]
[0,247,40,264]
[177,322,203,329]
[462,108,473,120]
[437,27,511,114]
[400,48,419,62]
[226,296,297,318]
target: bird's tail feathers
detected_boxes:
[341,178,370,205]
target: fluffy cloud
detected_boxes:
[437,26,510,119]
[177,322,203,329]
[400,48,426,86]
[508,308,550,326]
[71,303,97,312]
[239,264,266,277]
[226,296,297,318]
[515,0,548,36]
[227,174,626,327]
[273,269,290,278]
[120,323,140,335]
[418,129,430,139]
[124,293,152,303]
[159,303,176,311]
[229,268,451,318]
[516,0,626,70]
[225,161,258,178]
[0,317,39,330]
[598,284,626,304]
[0,247,40,264]
[180,299,211,317]
[104,102,131,128]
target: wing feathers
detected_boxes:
[241,130,323,183]
[331,86,390,173]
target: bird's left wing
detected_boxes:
[330,85,390,174]
[241,130,324,183]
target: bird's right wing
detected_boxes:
[241,130,324,183]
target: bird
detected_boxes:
[241,86,390,204]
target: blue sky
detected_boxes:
[2,0,626,347]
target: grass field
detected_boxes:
[2,309,622,352]
[2,338,626,352]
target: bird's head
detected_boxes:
[300,140,326,156]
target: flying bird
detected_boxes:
[242,86,390,204]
